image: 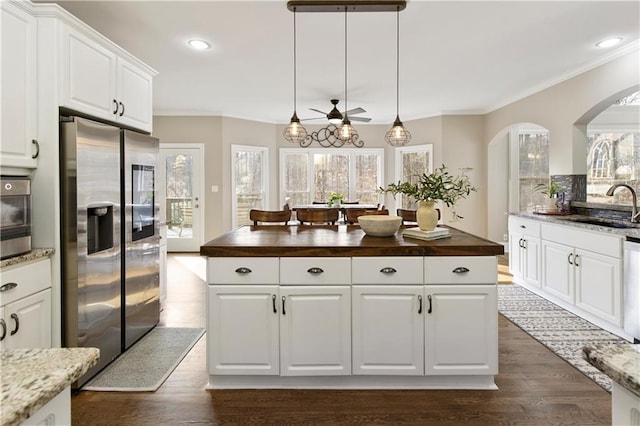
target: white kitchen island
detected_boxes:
[200,225,504,390]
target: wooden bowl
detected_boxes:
[358,215,402,237]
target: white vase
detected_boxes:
[545,198,559,212]
[416,201,439,231]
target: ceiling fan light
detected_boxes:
[283,111,308,144]
[385,115,411,146]
[338,116,358,143]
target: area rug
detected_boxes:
[83,327,205,392]
[498,284,627,392]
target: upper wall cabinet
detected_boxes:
[1,0,39,172]
[59,24,154,132]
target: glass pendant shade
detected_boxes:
[283,111,308,144]
[385,115,411,146]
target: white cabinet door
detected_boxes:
[208,285,279,375]
[280,286,351,376]
[60,25,154,132]
[523,237,541,287]
[575,249,622,326]
[509,231,524,279]
[60,25,117,120]
[541,240,574,303]
[424,285,497,375]
[352,285,424,375]
[1,0,38,170]
[1,289,51,350]
[117,56,153,131]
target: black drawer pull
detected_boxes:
[0,319,5,341]
[282,296,286,315]
[380,267,397,274]
[452,267,470,274]
[235,267,252,274]
[272,294,277,313]
[113,99,119,114]
[520,225,526,228]
[119,101,125,117]
[427,295,433,314]
[32,139,40,159]
[418,294,423,314]
[307,267,324,274]
[10,313,19,336]
[0,282,18,292]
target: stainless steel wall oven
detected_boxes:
[0,177,31,259]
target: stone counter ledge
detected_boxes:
[0,347,99,426]
[583,343,640,398]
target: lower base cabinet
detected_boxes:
[21,387,70,426]
[425,285,498,375]
[208,285,351,376]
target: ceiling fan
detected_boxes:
[304,99,372,123]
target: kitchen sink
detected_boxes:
[567,218,637,229]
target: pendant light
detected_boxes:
[385,6,411,146]
[283,7,308,144]
[337,8,359,145]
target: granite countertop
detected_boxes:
[0,348,99,426]
[583,343,640,398]
[0,248,54,269]
[513,212,640,239]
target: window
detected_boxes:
[232,145,268,228]
[394,145,433,209]
[586,132,639,204]
[280,148,383,206]
[516,130,550,211]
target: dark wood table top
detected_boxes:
[200,225,504,257]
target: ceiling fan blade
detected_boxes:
[300,117,326,121]
[350,116,372,123]
[309,108,328,115]
[344,107,366,116]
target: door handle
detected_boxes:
[427,295,433,314]
[32,139,40,159]
[272,294,277,313]
[119,102,125,117]
[235,267,252,274]
[418,294,423,314]
[10,313,19,336]
[0,319,5,341]
[282,296,286,315]
[519,238,524,248]
[574,254,580,267]
[452,267,469,274]
[307,267,324,274]
[568,253,573,265]
[0,282,18,292]
[113,99,119,114]
[380,267,397,274]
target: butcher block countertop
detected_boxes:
[200,225,504,257]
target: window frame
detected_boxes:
[231,144,269,229]
[279,147,384,207]
[394,144,434,209]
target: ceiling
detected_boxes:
[43,1,639,124]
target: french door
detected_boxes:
[158,144,204,252]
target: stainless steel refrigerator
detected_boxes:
[60,116,160,388]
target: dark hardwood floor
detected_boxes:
[71,252,611,425]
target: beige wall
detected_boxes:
[153,48,639,247]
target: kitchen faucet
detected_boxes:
[606,184,639,223]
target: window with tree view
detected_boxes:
[395,145,433,209]
[586,91,640,205]
[518,131,550,211]
[280,148,383,207]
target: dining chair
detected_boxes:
[296,208,339,225]
[249,208,292,225]
[345,208,389,224]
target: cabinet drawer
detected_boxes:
[352,257,423,284]
[425,256,497,284]
[280,258,351,285]
[0,258,51,306]
[208,258,278,284]
[509,216,541,237]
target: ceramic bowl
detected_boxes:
[358,215,402,237]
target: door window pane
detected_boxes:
[355,154,380,204]
[283,154,309,206]
[396,145,433,209]
[313,153,349,202]
[165,154,193,238]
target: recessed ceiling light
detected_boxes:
[595,37,623,48]
[188,39,211,50]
